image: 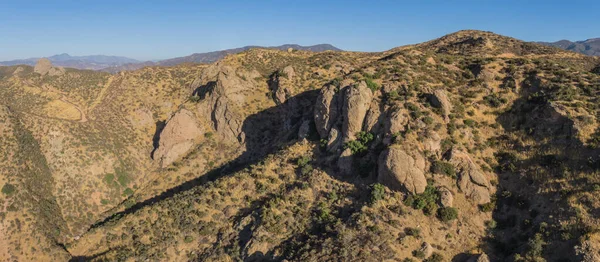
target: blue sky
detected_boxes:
[0,0,598,61]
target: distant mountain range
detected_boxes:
[0,53,140,70]
[0,44,342,73]
[101,44,342,73]
[537,38,600,56]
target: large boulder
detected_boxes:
[34,58,65,76]
[378,147,427,194]
[342,82,373,142]
[429,89,452,119]
[420,242,434,259]
[446,149,491,204]
[314,85,340,138]
[154,109,203,168]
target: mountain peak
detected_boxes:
[416,30,565,56]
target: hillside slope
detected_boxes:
[2,30,600,261]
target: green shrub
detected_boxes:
[463,119,476,127]
[479,201,496,212]
[438,207,458,222]
[344,131,374,154]
[431,160,456,178]
[422,116,434,125]
[412,249,425,258]
[184,236,194,243]
[189,95,201,102]
[1,184,16,195]
[405,227,421,237]
[365,77,379,92]
[424,253,444,262]
[483,94,507,108]
[369,183,386,205]
[404,184,440,216]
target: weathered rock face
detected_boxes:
[314,85,340,138]
[195,65,254,144]
[429,89,452,119]
[364,102,383,133]
[439,187,454,207]
[326,127,342,152]
[342,82,373,142]
[447,148,491,204]
[269,65,295,105]
[378,147,427,194]
[34,58,65,76]
[423,131,442,153]
[154,109,203,168]
[211,96,244,143]
[383,107,408,145]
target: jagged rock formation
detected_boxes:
[314,84,340,138]
[154,109,203,168]
[2,30,600,262]
[341,81,373,142]
[269,65,295,104]
[34,58,65,76]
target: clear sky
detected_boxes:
[0,0,598,61]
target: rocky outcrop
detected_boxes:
[314,85,340,138]
[34,58,65,76]
[269,66,295,105]
[364,102,383,133]
[383,107,408,145]
[378,147,427,194]
[342,82,373,142]
[429,89,452,119]
[211,96,244,143]
[423,131,442,153]
[195,65,253,144]
[446,149,491,204]
[420,242,434,259]
[154,109,203,168]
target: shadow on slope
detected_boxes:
[82,89,320,237]
[482,72,600,261]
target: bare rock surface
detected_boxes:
[447,148,491,204]
[429,89,452,119]
[378,147,427,194]
[342,81,373,142]
[314,85,340,138]
[154,109,203,168]
[34,58,65,76]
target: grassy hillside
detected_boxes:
[1,30,600,261]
